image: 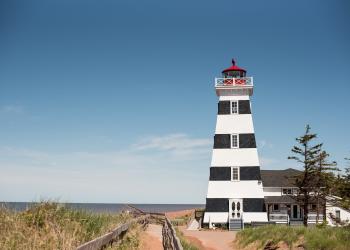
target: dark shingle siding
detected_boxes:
[243,198,266,212]
[239,100,251,114]
[218,101,230,115]
[209,167,231,181]
[240,166,261,180]
[205,198,229,212]
[261,168,302,187]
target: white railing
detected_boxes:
[215,77,253,87]
[307,213,324,224]
[269,213,289,224]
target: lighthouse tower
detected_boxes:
[203,59,267,230]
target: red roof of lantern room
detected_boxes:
[222,59,246,73]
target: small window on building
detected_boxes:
[311,204,317,211]
[231,167,239,181]
[231,134,238,148]
[282,188,292,195]
[336,210,340,219]
[273,204,279,211]
[231,101,238,114]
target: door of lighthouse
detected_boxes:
[229,199,243,219]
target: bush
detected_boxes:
[235,225,350,250]
[0,201,132,249]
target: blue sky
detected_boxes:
[0,0,349,203]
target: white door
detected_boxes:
[229,199,243,219]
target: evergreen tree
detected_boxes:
[338,157,350,209]
[288,125,322,226]
[313,149,338,223]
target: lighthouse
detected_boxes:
[203,59,267,230]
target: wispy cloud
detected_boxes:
[0,133,211,203]
[258,140,273,149]
[0,105,23,114]
[132,133,212,155]
[260,157,278,167]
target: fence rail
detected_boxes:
[76,215,149,250]
[162,216,183,250]
[307,213,324,224]
[215,77,253,87]
[269,213,289,224]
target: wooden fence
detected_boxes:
[76,212,183,250]
[76,215,149,250]
[162,216,183,250]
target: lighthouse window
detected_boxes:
[231,167,239,181]
[231,134,238,148]
[231,101,238,114]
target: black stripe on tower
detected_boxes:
[218,101,230,114]
[239,134,256,148]
[239,100,251,114]
[209,166,261,181]
[209,167,231,180]
[213,134,256,148]
[243,198,266,212]
[217,100,251,115]
[205,198,266,212]
[240,166,261,180]
[205,198,229,212]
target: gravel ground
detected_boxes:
[139,224,163,250]
[179,226,237,250]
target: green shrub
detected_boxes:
[236,225,350,250]
[0,201,132,249]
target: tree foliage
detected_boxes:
[288,125,322,226]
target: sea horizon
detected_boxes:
[0,201,205,213]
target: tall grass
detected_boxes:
[0,201,132,250]
[235,225,350,250]
[175,227,199,250]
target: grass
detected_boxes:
[171,212,193,226]
[0,201,133,250]
[235,225,350,250]
[109,223,142,250]
[175,227,199,250]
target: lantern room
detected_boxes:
[215,58,253,97]
[222,59,246,78]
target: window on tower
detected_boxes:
[231,167,239,181]
[231,101,238,114]
[231,134,238,148]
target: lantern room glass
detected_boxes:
[223,70,246,78]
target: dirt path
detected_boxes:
[179,226,236,250]
[139,224,163,250]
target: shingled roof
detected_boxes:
[261,168,302,187]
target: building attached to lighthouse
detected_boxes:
[204,59,267,229]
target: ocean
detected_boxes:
[0,202,204,213]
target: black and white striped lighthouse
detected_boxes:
[203,59,267,229]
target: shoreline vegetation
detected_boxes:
[0,201,136,250]
[234,225,350,250]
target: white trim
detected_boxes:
[230,100,238,114]
[229,198,243,219]
[231,134,239,148]
[231,166,240,181]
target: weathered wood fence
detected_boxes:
[76,215,149,250]
[162,216,183,250]
[76,208,183,250]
